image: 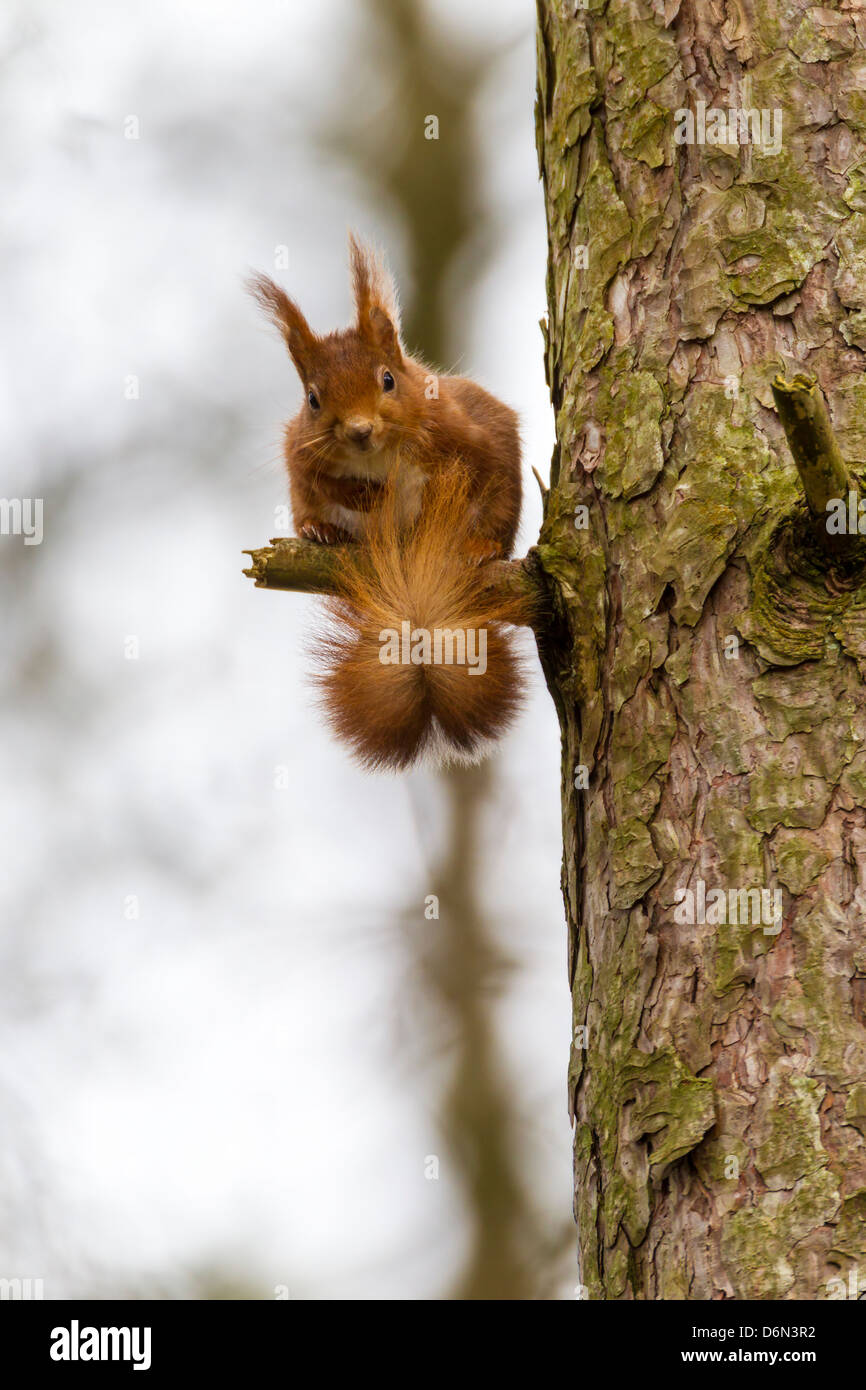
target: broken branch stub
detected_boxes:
[771,374,862,552]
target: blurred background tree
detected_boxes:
[0,0,569,1301]
[323,0,569,1299]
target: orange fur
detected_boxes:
[313,469,532,770]
[250,236,527,769]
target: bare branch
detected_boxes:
[243,538,349,596]
[242,538,544,627]
[531,465,549,501]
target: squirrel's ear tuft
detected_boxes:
[247,272,317,379]
[348,233,403,360]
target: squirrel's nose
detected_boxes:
[345,420,373,443]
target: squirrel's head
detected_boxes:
[249,235,422,457]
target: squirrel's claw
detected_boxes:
[462,537,504,566]
[298,521,352,545]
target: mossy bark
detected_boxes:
[535,0,866,1299]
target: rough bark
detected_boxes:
[535,0,866,1299]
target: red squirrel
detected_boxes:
[249,235,527,770]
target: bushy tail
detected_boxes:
[312,469,531,771]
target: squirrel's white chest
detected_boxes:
[324,455,426,539]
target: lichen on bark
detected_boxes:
[536,0,866,1300]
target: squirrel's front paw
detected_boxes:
[298,521,353,545]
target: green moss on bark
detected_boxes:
[537,0,866,1299]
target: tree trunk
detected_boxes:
[535,0,866,1299]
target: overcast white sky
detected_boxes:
[0,0,572,1299]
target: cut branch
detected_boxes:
[771,373,858,522]
[243,538,349,596]
[242,537,545,627]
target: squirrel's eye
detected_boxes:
[382,370,395,392]
[308,389,319,410]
